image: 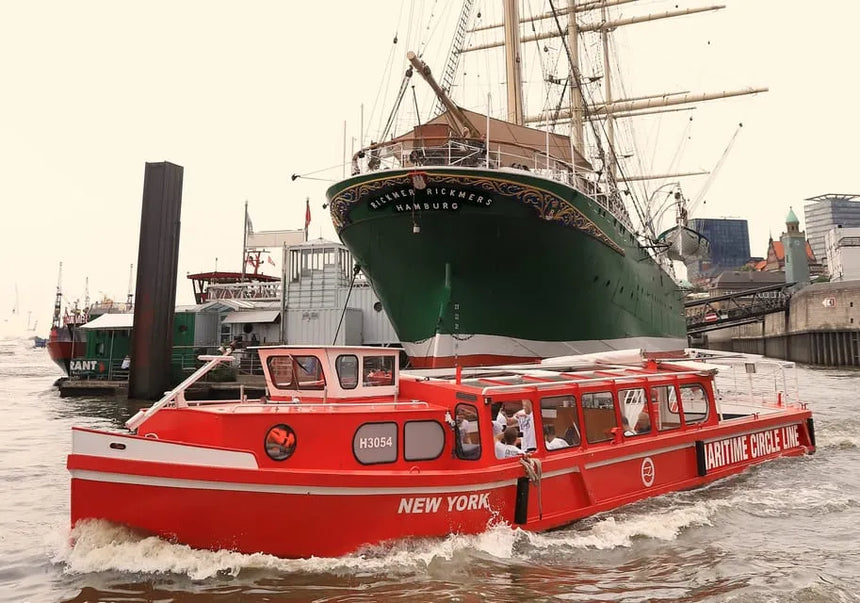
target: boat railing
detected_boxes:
[351,137,599,190]
[126,349,237,431]
[474,367,721,396]
[710,357,801,407]
[205,282,282,301]
[184,398,431,411]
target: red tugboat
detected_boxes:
[68,346,815,559]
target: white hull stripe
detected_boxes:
[70,469,517,496]
[403,333,687,360]
[584,443,694,469]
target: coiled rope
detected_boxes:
[519,456,543,520]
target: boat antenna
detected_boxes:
[332,264,362,345]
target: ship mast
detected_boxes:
[566,0,585,154]
[503,0,525,124]
[52,262,63,329]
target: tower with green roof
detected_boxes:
[781,207,810,285]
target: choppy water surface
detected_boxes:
[1,336,858,602]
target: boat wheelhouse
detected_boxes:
[68,346,814,559]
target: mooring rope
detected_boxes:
[519,456,543,520]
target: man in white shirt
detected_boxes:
[544,426,569,450]
[495,426,524,459]
[515,400,537,452]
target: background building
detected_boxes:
[685,218,751,282]
[825,226,860,282]
[781,208,810,285]
[803,194,860,269]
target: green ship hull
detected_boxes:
[327,167,687,367]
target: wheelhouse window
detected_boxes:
[651,385,681,432]
[353,422,398,465]
[362,355,395,387]
[539,395,579,450]
[267,356,294,388]
[336,354,359,389]
[404,420,445,461]
[680,383,709,425]
[619,387,651,436]
[454,403,481,460]
[582,391,617,444]
[267,355,326,390]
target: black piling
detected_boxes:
[128,162,184,400]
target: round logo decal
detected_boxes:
[641,457,655,487]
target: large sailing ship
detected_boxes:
[325,1,762,368]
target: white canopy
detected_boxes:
[80,313,135,330]
[222,310,281,325]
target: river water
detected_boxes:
[1,335,858,602]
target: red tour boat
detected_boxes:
[68,346,815,558]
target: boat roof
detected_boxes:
[402,357,720,397]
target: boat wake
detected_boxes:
[58,496,732,580]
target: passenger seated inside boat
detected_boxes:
[455,405,481,460]
[495,426,524,459]
[563,424,581,446]
[635,411,652,434]
[543,426,569,451]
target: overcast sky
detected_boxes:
[2,1,858,333]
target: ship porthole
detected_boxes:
[265,424,297,461]
[373,302,383,312]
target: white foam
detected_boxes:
[58,497,731,579]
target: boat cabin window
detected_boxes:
[651,385,681,432]
[336,354,359,389]
[679,383,709,425]
[353,422,398,465]
[492,399,537,452]
[582,391,618,444]
[619,388,652,436]
[454,403,481,460]
[363,355,395,387]
[539,395,580,450]
[267,355,326,390]
[404,420,445,461]
[268,356,294,388]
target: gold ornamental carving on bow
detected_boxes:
[329,173,624,255]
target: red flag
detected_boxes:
[267,255,275,266]
[305,198,311,229]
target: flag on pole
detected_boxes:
[245,208,254,236]
[304,198,311,241]
[267,255,275,266]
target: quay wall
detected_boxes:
[701,281,860,367]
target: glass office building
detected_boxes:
[686,218,750,280]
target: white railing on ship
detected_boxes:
[352,137,598,186]
[125,349,235,431]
